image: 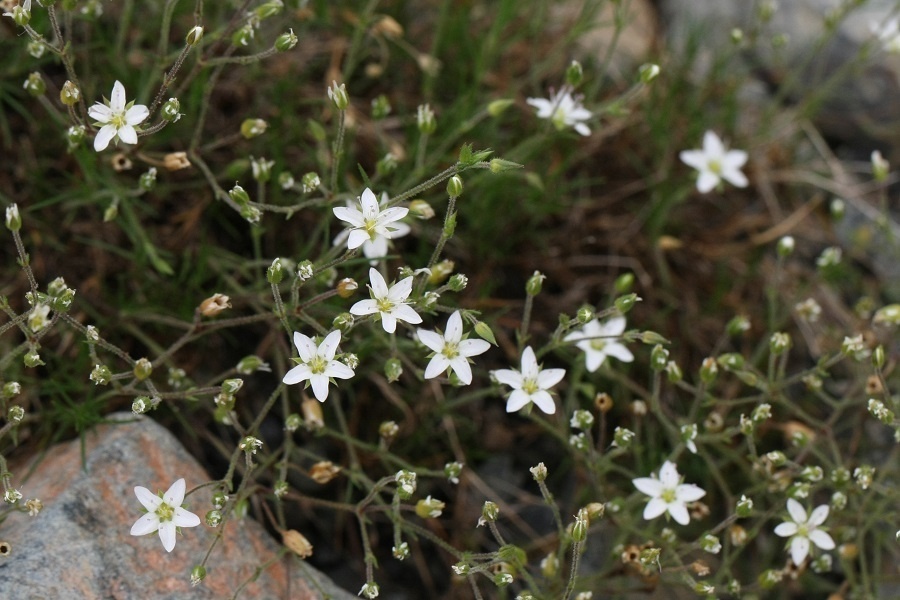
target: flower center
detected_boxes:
[522,378,539,395]
[155,501,175,523]
[660,487,677,504]
[708,159,722,175]
[551,108,568,129]
[309,355,327,375]
[442,342,459,360]
[363,218,379,240]
[590,339,607,351]
[376,298,395,313]
[110,110,127,129]
[796,523,810,538]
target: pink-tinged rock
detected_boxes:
[0,413,355,600]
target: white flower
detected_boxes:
[492,346,565,414]
[872,17,900,53]
[526,87,592,136]
[130,478,201,552]
[88,81,149,152]
[350,268,422,333]
[773,498,835,566]
[633,460,706,525]
[283,330,355,401]
[417,311,490,385]
[333,189,410,261]
[3,0,31,22]
[679,130,748,193]
[563,317,633,372]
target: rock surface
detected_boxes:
[0,414,356,600]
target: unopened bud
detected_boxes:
[199,293,231,317]
[185,26,204,46]
[23,72,45,97]
[408,199,434,219]
[638,63,660,83]
[446,175,463,198]
[336,278,358,298]
[240,118,267,139]
[487,99,514,116]
[417,103,436,134]
[872,150,889,182]
[526,270,545,296]
[275,28,298,52]
[614,293,640,313]
[384,357,403,382]
[6,204,21,232]
[60,81,80,106]
[161,98,181,122]
[229,184,250,206]
[327,81,349,110]
[282,529,314,558]
[566,60,584,87]
[133,358,153,381]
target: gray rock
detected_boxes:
[0,413,356,600]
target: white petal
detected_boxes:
[173,507,201,528]
[642,498,667,520]
[346,229,370,250]
[388,276,414,302]
[444,311,463,343]
[88,103,112,123]
[632,477,663,498]
[318,330,342,360]
[163,478,186,507]
[130,513,160,536]
[536,367,565,389]
[696,171,719,194]
[808,504,830,527]
[368,268,389,297]
[574,123,591,136]
[492,368,524,389]
[309,374,330,401]
[529,390,556,414]
[790,536,810,565]
[391,304,422,325]
[359,188,379,217]
[325,360,354,380]
[702,130,725,157]
[283,364,312,385]
[723,169,748,188]
[658,461,680,487]
[423,354,450,379]
[158,521,177,552]
[110,80,127,111]
[377,206,408,225]
[526,97,553,117]
[723,148,748,169]
[786,499,807,524]
[381,313,397,333]
[458,338,490,358]
[505,390,530,413]
[600,317,627,336]
[448,356,473,385]
[417,329,445,353]
[349,299,379,316]
[808,530,835,551]
[385,221,411,238]
[333,206,365,227]
[293,332,317,362]
[362,236,388,260]
[583,349,606,372]
[124,104,149,126]
[134,486,162,512]
[668,503,690,525]
[774,522,798,537]
[679,149,707,171]
[675,483,706,503]
[520,347,539,378]
[604,343,634,363]
[116,124,138,145]
[93,125,117,152]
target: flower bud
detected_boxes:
[23,72,45,97]
[572,508,589,541]
[612,426,634,448]
[650,344,669,371]
[131,397,150,415]
[284,413,302,432]
[380,420,400,443]
[221,378,243,395]
[700,357,718,384]
[133,358,153,381]
[481,501,500,522]
[429,260,455,284]
[776,235,794,257]
[488,158,523,173]
[614,293,640,313]
[331,312,354,333]
[395,469,416,499]
[359,583,379,599]
[309,461,341,484]
[163,151,191,170]
[199,293,231,317]
[232,24,254,47]
[190,565,206,586]
[60,81,82,107]
[139,167,158,191]
[447,273,468,292]
[296,260,314,281]
[2,382,21,399]
[160,97,181,122]
[487,98,514,116]
[27,39,46,58]
[8,2,31,27]
[384,357,403,383]
[239,436,262,454]
[8,405,25,424]
[408,199,434,220]
[371,94,391,119]
[525,270,545,296]
[566,60,584,87]
[6,204,21,232]
[873,345,886,369]
[327,81,349,111]
[872,150,889,182]
[529,462,547,481]
[446,175,463,198]
[267,257,284,284]
[185,25,204,46]
[229,184,250,206]
[250,156,274,182]
[205,510,222,527]
[444,461,463,484]
[239,118,267,139]
[90,364,112,385]
[25,348,45,366]
[336,278,357,298]
[275,28,298,52]
[417,103,436,134]
[769,332,791,355]
[665,360,683,382]
[570,409,594,430]
[302,398,324,429]
[301,172,320,193]
[282,529,313,558]
[638,63,660,83]
[726,314,751,336]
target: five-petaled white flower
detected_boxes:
[130,478,201,553]
[283,330,354,402]
[872,17,900,53]
[563,316,634,372]
[333,188,410,261]
[350,268,422,333]
[526,87,592,136]
[633,460,706,526]
[492,346,565,414]
[88,80,149,152]
[773,498,835,566]
[679,130,748,193]
[417,311,490,385]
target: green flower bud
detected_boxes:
[221,378,243,395]
[133,358,153,381]
[232,24,254,47]
[275,28,297,52]
[278,171,295,189]
[566,60,584,87]
[765,450,786,467]
[327,81,349,111]
[24,350,44,367]
[139,167,158,191]
[576,305,594,324]
[526,270,545,296]
[300,172,320,193]
[572,508,589,541]
[776,235,794,257]
[735,495,753,518]
[769,332,791,355]
[665,360,682,382]
[296,260,314,281]
[395,470,416,499]
[253,0,283,20]
[250,156,274,183]
[182,25,203,46]
[614,293,640,313]
[481,501,499,522]
[488,158,524,173]
[371,94,391,119]
[726,314,751,336]
[240,118,267,139]
[5,204,21,232]
[8,405,25,424]
[284,413,302,432]
[474,321,497,345]
[487,98,514,116]
[638,63,660,83]
[9,2,31,26]
[612,426,634,448]
[229,184,250,206]
[874,344,886,369]
[27,39,46,58]
[161,97,181,122]
[717,353,744,371]
[444,461,463,484]
[569,409,594,430]
[190,565,206,586]
[874,304,900,326]
[66,125,86,150]
[447,273,468,291]
[408,199,434,219]
[205,509,222,527]
[872,150,889,182]
[830,198,845,221]
[614,272,634,293]
[239,436,262,454]
[381,421,400,443]
[417,103,436,134]
[90,364,112,385]
[2,381,22,399]
[446,175,463,198]
[60,81,80,106]
[700,533,721,554]
[650,344,669,371]
[23,72,45,97]
[384,357,403,383]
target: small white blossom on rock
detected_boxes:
[88,81,149,152]
[564,317,633,372]
[417,311,490,385]
[679,130,748,193]
[350,268,421,333]
[130,478,201,552]
[633,460,706,525]
[773,498,835,566]
[283,330,355,402]
[492,346,565,414]
[333,189,410,261]
[526,86,592,136]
